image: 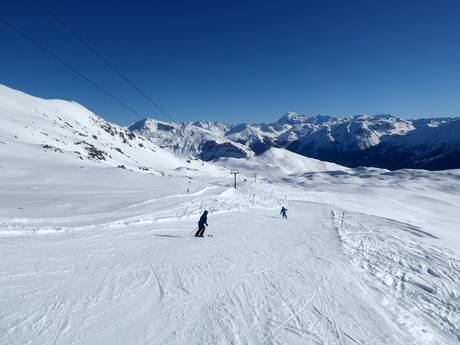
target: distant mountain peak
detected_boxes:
[277,112,306,124]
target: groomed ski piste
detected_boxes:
[1,84,459,345]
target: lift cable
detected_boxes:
[0,16,150,121]
[36,0,177,123]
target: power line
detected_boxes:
[36,0,177,123]
[0,16,147,121]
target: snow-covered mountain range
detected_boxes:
[130,112,460,170]
[2,82,458,172]
[129,118,253,161]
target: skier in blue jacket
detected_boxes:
[280,206,288,219]
[195,210,208,237]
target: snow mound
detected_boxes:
[219,147,348,178]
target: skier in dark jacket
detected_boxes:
[195,210,208,237]
[280,206,288,219]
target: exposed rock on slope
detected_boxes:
[0,84,186,174]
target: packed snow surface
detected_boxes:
[1,85,459,345]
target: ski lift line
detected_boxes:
[0,16,146,121]
[35,0,177,124]
[230,169,239,189]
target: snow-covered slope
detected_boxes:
[0,84,189,175]
[130,112,460,170]
[219,147,348,179]
[1,151,459,344]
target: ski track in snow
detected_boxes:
[0,170,459,345]
[333,210,460,344]
[4,193,456,344]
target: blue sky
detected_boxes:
[1,0,460,125]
